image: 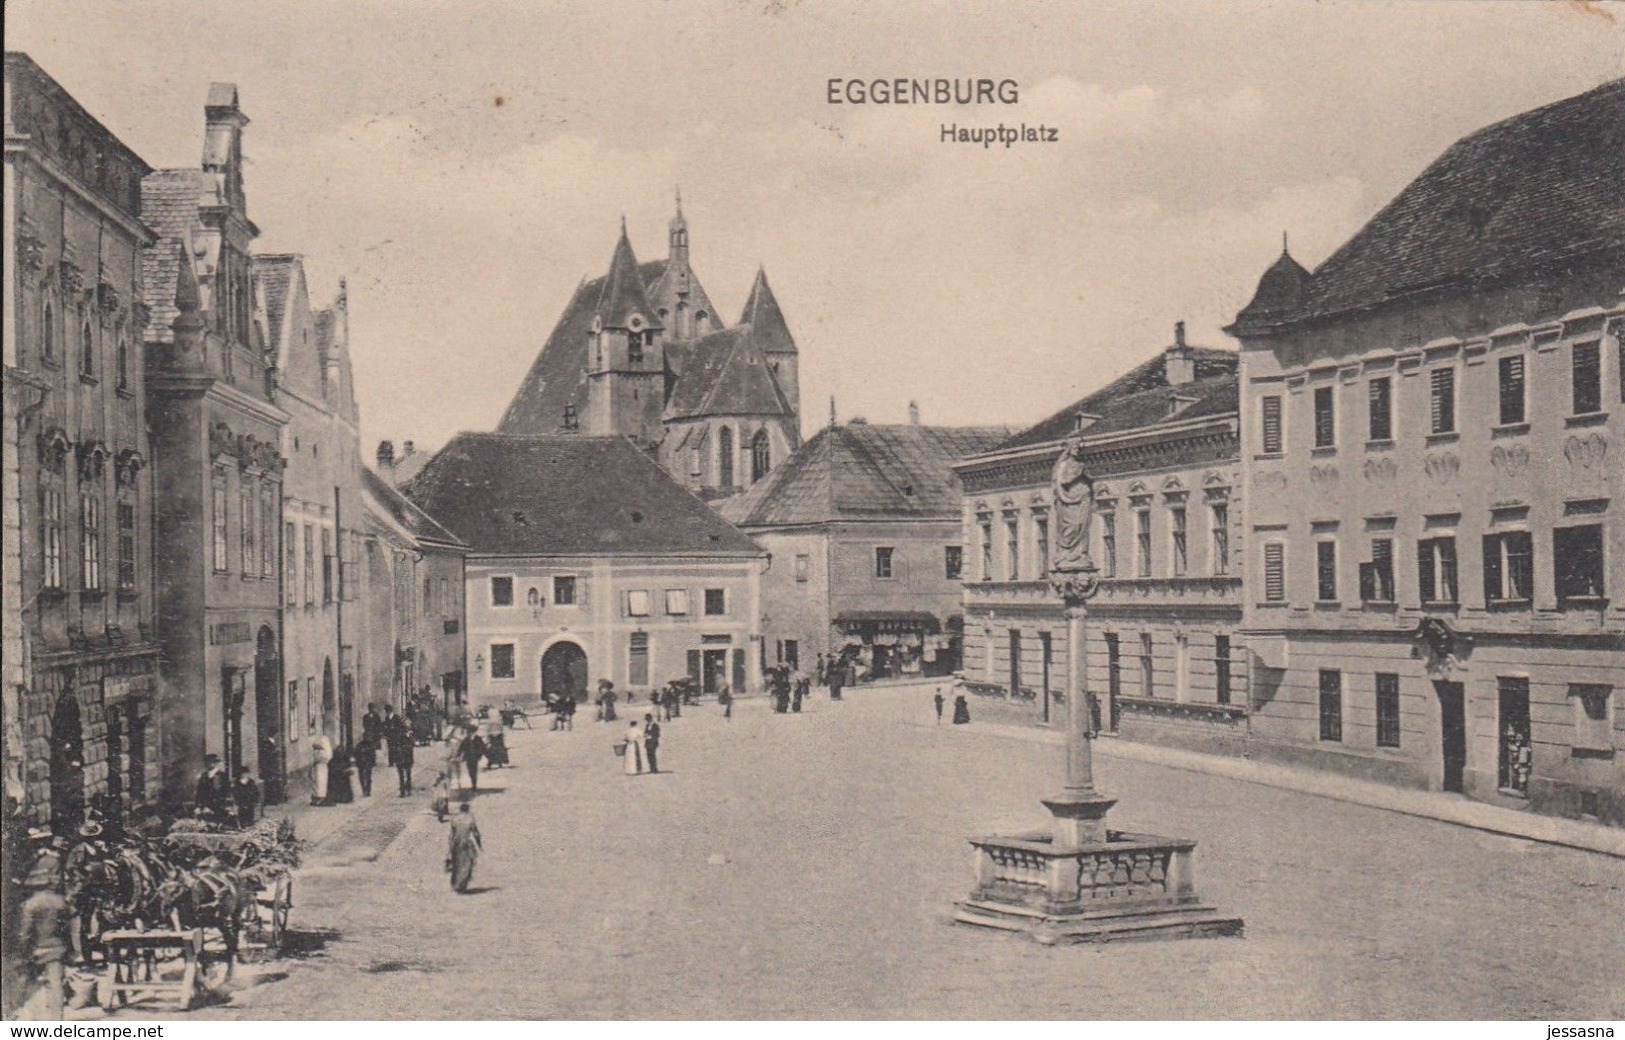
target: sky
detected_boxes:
[9,0,1624,458]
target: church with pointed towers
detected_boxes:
[496,197,803,499]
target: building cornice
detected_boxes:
[5,138,153,243]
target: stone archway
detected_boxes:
[541,641,589,703]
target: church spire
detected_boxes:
[669,189,689,264]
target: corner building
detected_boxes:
[1228,80,1625,825]
[3,54,160,829]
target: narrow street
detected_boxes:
[173,685,1622,1020]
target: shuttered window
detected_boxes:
[1316,540,1338,601]
[1418,537,1457,604]
[1429,369,1456,434]
[1263,543,1285,602]
[1368,377,1392,441]
[1572,340,1601,415]
[1498,355,1525,425]
[1261,395,1283,454]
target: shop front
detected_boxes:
[832,611,957,682]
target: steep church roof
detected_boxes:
[721,423,1011,527]
[664,324,796,421]
[738,267,797,357]
[1231,77,1625,334]
[593,224,660,331]
[403,434,762,557]
[497,258,668,435]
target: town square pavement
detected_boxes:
[166,685,1622,1020]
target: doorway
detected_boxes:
[1498,677,1532,796]
[49,691,86,835]
[541,641,589,702]
[701,649,728,694]
[1435,680,1466,794]
[255,626,282,802]
[222,667,247,777]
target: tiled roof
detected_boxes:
[721,423,1011,527]
[594,227,661,330]
[663,324,795,420]
[362,468,465,549]
[139,170,209,343]
[496,259,668,435]
[402,433,763,557]
[737,267,797,357]
[1233,77,1625,333]
[252,254,299,354]
[994,346,1238,452]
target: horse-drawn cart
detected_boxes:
[162,820,298,957]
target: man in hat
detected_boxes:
[18,851,69,1019]
[233,768,261,828]
[194,754,231,822]
[643,713,662,774]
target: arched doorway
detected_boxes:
[255,626,282,803]
[541,641,589,703]
[49,690,85,835]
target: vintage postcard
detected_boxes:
[2,0,1622,1025]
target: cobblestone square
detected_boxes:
[183,685,1624,1020]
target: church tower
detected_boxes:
[584,221,667,448]
[739,266,801,439]
[647,191,720,343]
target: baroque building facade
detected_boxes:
[3,53,160,830]
[141,84,290,808]
[956,327,1248,754]
[496,202,802,499]
[721,419,1008,682]
[1227,79,1625,825]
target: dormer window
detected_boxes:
[1075,412,1100,432]
[562,405,579,432]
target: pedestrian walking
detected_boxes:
[354,736,377,797]
[622,719,645,775]
[718,685,733,721]
[233,768,261,827]
[384,707,414,795]
[953,692,971,724]
[361,702,383,747]
[18,853,69,1019]
[815,653,827,686]
[829,668,843,702]
[461,729,486,791]
[446,802,482,893]
[328,744,355,804]
[431,772,451,822]
[933,689,945,723]
[643,713,662,774]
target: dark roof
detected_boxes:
[362,468,466,549]
[1233,250,1311,329]
[1233,77,1625,333]
[402,434,762,557]
[738,267,797,357]
[663,325,795,420]
[722,423,1011,527]
[497,259,668,435]
[995,346,1239,452]
[594,226,661,330]
[139,170,210,343]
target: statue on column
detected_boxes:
[1051,438,1095,572]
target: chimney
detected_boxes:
[377,440,395,470]
[202,83,249,211]
[1164,320,1195,386]
[907,400,920,425]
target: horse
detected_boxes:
[153,861,245,979]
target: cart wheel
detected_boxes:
[270,880,292,950]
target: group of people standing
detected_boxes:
[620,714,663,775]
[191,753,261,827]
[357,702,421,799]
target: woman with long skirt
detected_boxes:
[622,719,645,775]
[447,803,482,893]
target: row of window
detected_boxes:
[1260,523,1606,608]
[1103,631,1236,705]
[977,501,1230,582]
[38,481,137,595]
[685,427,773,488]
[1315,672,1613,760]
[36,296,134,391]
[487,575,730,618]
[1263,338,1620,455]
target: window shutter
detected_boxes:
[1482,534,1502,602]
[1572,340,1601,414]
[1368,378,1391,440]
[1264,543,1284,601]
[1498,355,1525,424]
[1430,369,1454,433]
[1261,396,1282,453]
[1418,541,1435,603]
